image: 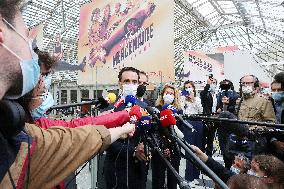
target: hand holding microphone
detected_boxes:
[119,105,142,139]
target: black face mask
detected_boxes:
[137,85,146,97]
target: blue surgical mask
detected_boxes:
[272,92,284,103]
[2,18,40,99]
[44,75,52,90]
[209,84,216,92]
[31,92,54,120]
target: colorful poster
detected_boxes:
[77,0,175,85]
[182,46,238,90]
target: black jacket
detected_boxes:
[200,84,213,114]
[205,157,235,183]
[104,98,148,189]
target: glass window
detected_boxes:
[71,90,77,103]
[61,90,67,104]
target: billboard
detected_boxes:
[182,46,239,89]
[77,0,175,85]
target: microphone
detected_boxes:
[159,109,181,156]
[113,98,124,110]
[138,116,152,132]
[49,96,109,110]
[162,104,196,132]
[145,106,160,121]
[160,109,184,139]
[181,90,189,97]
[129,105,142,124]
[105,93,117,104]
[125,95,136,107]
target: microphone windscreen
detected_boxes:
[114,98,124,109]
[138,116,152,132]
[129,105,142,123]
[125,95,136,107]
[107,93,117,103]
[162,104,178,114]
[96,97,109,109]
[160,109,176,127]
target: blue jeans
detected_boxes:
[184,120,205,182]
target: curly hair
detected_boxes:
[37,50,58,70]
[156,83,182,110]
[0,0,22,26]
[253,155,284,184]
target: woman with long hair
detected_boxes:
[180,81,205,185]
[152,83,182,189]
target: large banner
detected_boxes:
[77,0,175,85]
[182,46,239,89]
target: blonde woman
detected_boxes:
[152,83,182,189]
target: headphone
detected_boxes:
[0,100,26,139]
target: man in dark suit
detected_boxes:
[104,67,148,189]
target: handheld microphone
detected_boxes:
[105,93,117,104]
[129,105,142,124]
[159,109,181,156]
[181,90,189,97]
[125,95,136,107]
[113,98,124,111]
[145,106,160,121]
[162,104,196,132]
[138,116,152,132]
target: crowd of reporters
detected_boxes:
[0,1,284,189]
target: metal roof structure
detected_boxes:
[174,0,284,80]
[22,0,284,83]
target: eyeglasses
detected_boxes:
[241,82,254,86]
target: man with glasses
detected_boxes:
[225,75,276,163]
[237,75,275,122]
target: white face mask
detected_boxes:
[163,94,174,104]
[122,84,138,97]
[185,88,193,94]
[242,86,254,96]
[247,169,258,177]
[230,166,241,174]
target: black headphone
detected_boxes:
[0,100,26,139]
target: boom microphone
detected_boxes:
[162,104,196,132]
[49,96,109,110]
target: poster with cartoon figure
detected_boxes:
[78,0,175,85]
